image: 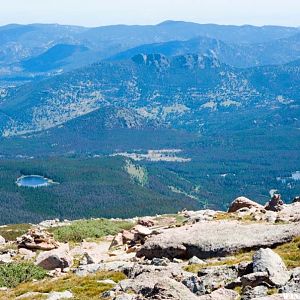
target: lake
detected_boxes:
[16,175,56,187]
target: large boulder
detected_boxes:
[240,272,272,287]
[145,277,200,300]
[36,244,72,270]
[252,248,290,286]
[228,197,264,213]
[183,265,239,295]
[137,220,300,259]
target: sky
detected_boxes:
[0,0,299,27]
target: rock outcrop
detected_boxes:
[137,220,300,259]
[252,248,290,286]
[228,196,264,213]
[17,228,59,251]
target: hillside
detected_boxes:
[0,54,299,215]
[0,156,202,224]
[1,54,299,137]
[0,197,299,299]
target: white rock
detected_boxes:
[97,279,116,285]
[47,291,73,300]
[0,235,5,245]
[19,248,36,260]
[253,248,290,286]
[133,225,152,236]
[188,256,206,265]
[0,253,12,264]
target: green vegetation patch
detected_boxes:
[124,159,148,186]
[274,236,300,268]
[184,251,253,273]
[0,262,47,288]
[0,224,31,241]
[3,271,126,300]
[50,218,134,243]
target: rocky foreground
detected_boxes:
[0,195,300,299]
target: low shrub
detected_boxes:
[0,263,47,288]
[50,219,134,243]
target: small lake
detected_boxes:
[16,175,57,188]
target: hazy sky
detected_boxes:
[0,0,299,27]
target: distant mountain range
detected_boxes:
[0,53,299,137]
[0,21,300,84]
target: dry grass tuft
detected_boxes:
[1,271,126,300]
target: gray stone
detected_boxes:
[279,268,300,293]
[241,272,273,287]
[143,276,199,300]
[137,221,300,259]
[36,244,72,270]
[241,285,268,300]
[198,288,240,299]
[151,257,170,266]
[183,265,239,296]
[277,202,300,223]
[133,225,152,236]
[182,275,204,295]
[188,256,206,265]
[75,261,134,276]
[253,248,290,286]
[47,291,73,300]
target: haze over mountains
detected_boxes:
[1,21,300,82]
[0,20,299,222]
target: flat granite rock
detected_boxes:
[137,220,300,259]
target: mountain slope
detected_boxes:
[20,44,89,72]
[109,34,300,68]
[0,54,299,137]
[0,156,201,224]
